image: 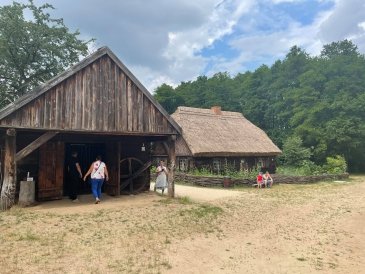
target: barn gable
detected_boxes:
[0,47,181,135]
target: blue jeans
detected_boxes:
[91,178,104,199]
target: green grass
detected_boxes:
[180,204,223,219]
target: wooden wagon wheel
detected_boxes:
[120,157,152,194]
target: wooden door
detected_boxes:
[104,142,120,196]
[38,141,64,200]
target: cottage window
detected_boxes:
[179,159,188,171]
[213,159,221,174]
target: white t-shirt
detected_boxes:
[91,161,106,179]
[157,166,167,173]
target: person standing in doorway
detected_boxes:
[68,151,82,202]
[155,160,168,195]
[83,155,109,204]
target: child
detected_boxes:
[256,172,264,188]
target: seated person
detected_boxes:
[263,171,273,188]
[256,172,264,188]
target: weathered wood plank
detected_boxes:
[127,79,133,131]
[143,96,149,132]
[100,57,107,131]
[97,58,104,130]
[82,66,88,128]
[132,85,138,131]
[137,91,143,132]
[64,79,71,129]
[106,59,111,131]
[51,86,57,128]
[121,72,127,131]
[150,105,156,133]
[75,71,82,129]
[60,82,66,129]
[114,63,120,131]
[91,61,98,130]
[54,85,60,128]
[70,77,76,129]
[85,64,92,130]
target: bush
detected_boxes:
[277,161,323,176]
[186,166,259,180]
[277,156,347,176]
[324,155,347,174]
[190,167,215,177]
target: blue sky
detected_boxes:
[1,0,365,92]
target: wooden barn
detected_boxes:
[0,47,180,208]
[168,106,281,173]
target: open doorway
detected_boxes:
[64,143,106,196]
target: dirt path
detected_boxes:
[167,178,365,274]
[1,177,364,274]
[155,183,244,202]
[29,183,243,214]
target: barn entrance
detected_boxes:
[64,143,106,196]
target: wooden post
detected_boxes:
[0,129,17,210]
[166,135,176,198]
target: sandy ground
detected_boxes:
[29,183,243,212]
[1,177,364,273]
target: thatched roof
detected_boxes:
[171,106,281,157]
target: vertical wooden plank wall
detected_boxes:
[0,55,177,135]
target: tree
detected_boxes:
[279,136,312,166]
[0,0,92,108]
[153,84,184,114]
[153,40,365,171]
[321,40,359,59]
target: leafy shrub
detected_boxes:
[277,156,347,176]
[190,167,215,177]
[187,166,259,180]
[150,166,157,174]
[237,167,261,180]
[324,155,347,174]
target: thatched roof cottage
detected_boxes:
[169,106,281,173]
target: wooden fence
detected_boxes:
[171,172,350,188]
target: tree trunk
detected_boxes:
[0,129,17,210]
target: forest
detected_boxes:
[154,40,365,172]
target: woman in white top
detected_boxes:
[84,155,109,204]
[155,160,168,195]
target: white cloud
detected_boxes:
[1,0,365,91]
[158,0,256,88]
[318,0,365,52]
[205,0,365,76]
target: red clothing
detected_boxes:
[257,174,263,182]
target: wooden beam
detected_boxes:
[164,138,176,198]
[162,141,169,155]
[0,128,16,210]
[15,131,58,162]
